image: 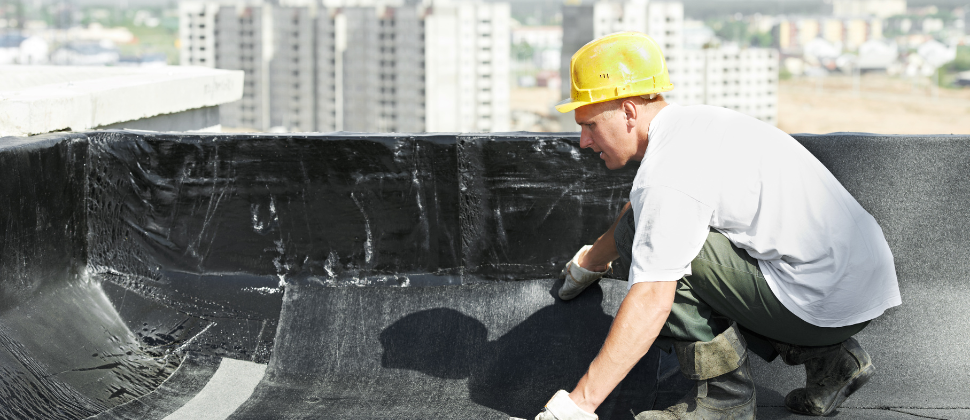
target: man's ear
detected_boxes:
[622,99,638,129]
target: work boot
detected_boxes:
[635,323,756,420]
[772,337,875,416]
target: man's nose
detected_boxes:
[579,129,593,149]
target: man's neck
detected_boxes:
[634,100,668,161]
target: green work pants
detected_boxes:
[613,209,868,361]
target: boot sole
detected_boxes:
[788,363,875,416]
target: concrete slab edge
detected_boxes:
[0,67,243,137]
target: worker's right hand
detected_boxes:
[559,245,610,301]
[531,390,598,420]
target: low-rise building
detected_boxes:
[50,41,120,66]
[775,16,883,53]
[0,34,47,64]
[832,0,907,19]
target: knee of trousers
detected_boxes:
[674,322,748,381]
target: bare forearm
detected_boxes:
[569,281,675,413]
[580,202,631,271]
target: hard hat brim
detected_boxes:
[554,84,673,114]
[554,98,588,113]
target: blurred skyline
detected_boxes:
[2,0,969,135]
[9,0,970,14]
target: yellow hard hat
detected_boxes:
[556,32,673,113]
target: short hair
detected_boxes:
[599,94,665,119]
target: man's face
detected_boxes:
[575,101,637,170]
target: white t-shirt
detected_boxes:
[628,104,901,328]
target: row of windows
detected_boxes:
[713,103,776,110]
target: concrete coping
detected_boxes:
[0,65,244,137]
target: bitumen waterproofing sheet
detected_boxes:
[0,131,968,419]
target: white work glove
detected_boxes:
[559,245,610,301]
[525,390,598,420]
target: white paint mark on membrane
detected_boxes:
[412,169,431,253]
[323,250,339,279]
[241,286,282,295]
[251,203,265,233]
[350,192,374,265]
[165,322,216,361]
[161,358,266,420]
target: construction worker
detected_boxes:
[527,32,901,420]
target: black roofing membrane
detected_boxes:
[1,131,968,419]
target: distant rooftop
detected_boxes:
[0,34,28,48]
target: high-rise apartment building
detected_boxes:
[179,0,509,133]
[563,1,684,103]
[425,2,511,132]
[180,2,274,129]
[179,2,218,67]
[561,1,778,126]
[676,47,779,125]
[270,5,315,132]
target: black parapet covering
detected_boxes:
[0,133,87,308]
[85,130,633,287]
[458,133,638,280]
[86,131,464,286]
[0,133,176,418]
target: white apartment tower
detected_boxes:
[425,2,511,132]
[180,2,273,129]
[179,2,218,67]
[270,5,316,132]
[179,1,509,133]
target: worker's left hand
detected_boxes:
[529,390,598,420]
[559,246,610,301]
